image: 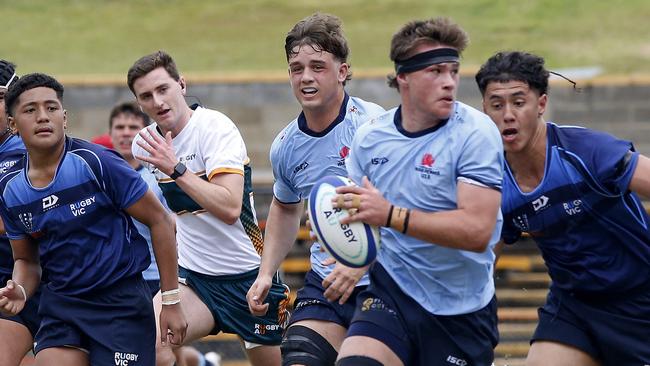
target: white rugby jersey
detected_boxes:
[133,106,262,276]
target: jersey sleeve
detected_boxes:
[97,149,149,210]
[501,220,522,244]
[456,121,504,191]
[201,115,247,180]
[345,131,366,186]
[270,136,301,204]
[0,197,27,240]
[575,130,637,195]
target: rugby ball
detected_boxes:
[308,175,380,268]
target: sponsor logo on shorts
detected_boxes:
[446,355,467,366]
[360,297,396,315]
[254,323,281,335]
[294,298,324,309]
[114,352,139,365]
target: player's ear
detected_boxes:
[179,77,187,95]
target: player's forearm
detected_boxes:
[258,200,303,278]
[402,208,498,252]
[149,215,180,292]
[11,259,41,299]
[174,172,242,224]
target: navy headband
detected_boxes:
[395,48,459,74]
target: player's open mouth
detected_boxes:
[301,87,317,96]
[502,128,518,142]
[157,109,171,117]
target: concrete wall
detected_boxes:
[62,76,650,185]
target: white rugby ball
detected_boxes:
[308,175,380,268]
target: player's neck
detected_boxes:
[27,141,65,188]
[125,156,140,170]
[303,89,345,132]
[400,104,447,132]
[160,105,194,138]
[507,120,547,192]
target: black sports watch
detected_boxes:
[170,162,187,180]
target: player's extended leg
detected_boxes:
[0,319,33,366]
[240,341,280,366]
[526,341,600,366]
[154,283,215,366]
[336,336,403,366]
[280,319,346,366]
[35,347,89,366]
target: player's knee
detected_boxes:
[336,355,383,366]
[281,325,337,366]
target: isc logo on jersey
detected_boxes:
[308,175,380,268]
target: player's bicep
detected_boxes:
[457,181,501,228]
[10,237,39,264]
[209,171,244,199]
[628,154,650,199]
[125,189,169,227]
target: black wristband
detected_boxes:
[385,204,394,227]
[402,209,411,234]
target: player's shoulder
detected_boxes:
[347,96,386,118]
[0,134,25,153]
[354,107,396,139]
[193,105,237,130]
[549,122,620,149]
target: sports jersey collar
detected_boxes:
[298,93,350,137]
[393,105,450,138]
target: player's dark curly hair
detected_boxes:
[285,12,352,84]
[5,73,64,117]
[475,51,550,96]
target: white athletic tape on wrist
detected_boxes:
[161,288,180,296]
[161,298,181,306]
[16,283,27,302]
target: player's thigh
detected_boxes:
[0,319,33,366]
[36,346,89,366]
[291,319,347,351]
[526,341,600,366]
[338,335,403,366]
[153,283,215,343]
[243,343,281,366]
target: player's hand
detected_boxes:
[333,176,391,227]
[246,275,272,316]
[322,259,368,304]
[0,280,26,316]
[159,303,188,347]
[135,128,179,176]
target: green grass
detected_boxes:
[2,0,650,78]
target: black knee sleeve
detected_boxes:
[336,355,384,366]
[281,325,338,366]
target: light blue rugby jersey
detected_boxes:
[134,165,169,282]
[271,94,385,284]
[346,102,504,315]
[0,137,150,296]
[501,123,650,294]
[0,135,25,282]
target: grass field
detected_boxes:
[2,0,650,79]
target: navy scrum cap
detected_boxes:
[0,60,18,89]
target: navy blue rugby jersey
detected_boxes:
[501,122,650,293]
[0,134,26,281]
[0,137,150,295]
